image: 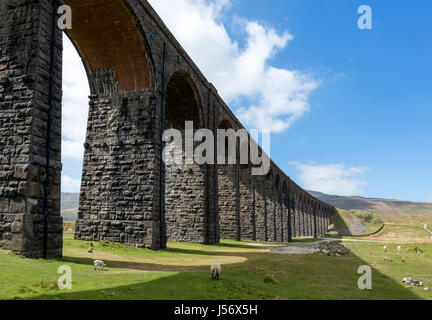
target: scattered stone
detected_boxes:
[316,241,352,257]
[415,247,426,257]
[88,248,93,253]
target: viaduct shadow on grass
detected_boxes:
[330,211,353,236]
[29,240,422,300]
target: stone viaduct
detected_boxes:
[0,0,337,258]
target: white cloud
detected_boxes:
[148,0,318,132]
[61,175,81,192]
[62,37,90,161]
[61,0,320,163]
[291,162,369,196]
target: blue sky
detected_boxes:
[61,0,432,202]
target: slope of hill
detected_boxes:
[61,193,79,221]
[309,191,432,217]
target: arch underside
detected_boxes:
[64,0,152,92]
[69,0,159,248]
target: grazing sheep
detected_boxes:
[415,247,426,257]
[403,277,423,287]
[383,246,388,252]
[211,263,221,280]
[88,247,94,253]
[397,246,402,254]
[94,260,106,270]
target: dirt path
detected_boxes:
[255,241,325,255]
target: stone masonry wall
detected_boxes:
[0,0,62,258]
[218,164,237,240]
[254,175,266,242]
[75,90,160,249]
[239,165,255,241]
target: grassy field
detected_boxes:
[1,224,432,300]
[330,209,384,236]
[332,214,432,243]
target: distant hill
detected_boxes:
[309,191,432,217]
[61,191,432,221]
[61,192,79,221]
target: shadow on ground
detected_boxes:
[24,238,422,300]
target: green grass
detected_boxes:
[1,231,431,300]
[349,209,384,225]
[330,209,384,237]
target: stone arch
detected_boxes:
[274,174,281,241]
[217,118,238,240]
[163,70,208,243]
[281,180,289,241]
[238,143,255,241]
[282,180,288,194]
[275,174,281,190]
[165,70,203,130]
[218,119,234,162]
[71,0,161,251]
[219,119,233,130]
[266,169,274,181]
[65,0,154,93]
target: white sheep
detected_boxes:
[383,246,388,252]
[211,262,221,280]
[94,260,106,270]
[397,246,402,254]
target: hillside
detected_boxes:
[61,192,79,221]
[309,191,432,217]
[61,191,432,221]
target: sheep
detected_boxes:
[397,246,402,254]
[403,278,423,287]
[211,262,221,280]
[94,260,106,270]
[88,247,94,253]
[383,245,388,252]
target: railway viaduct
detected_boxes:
[0,0,337,258]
